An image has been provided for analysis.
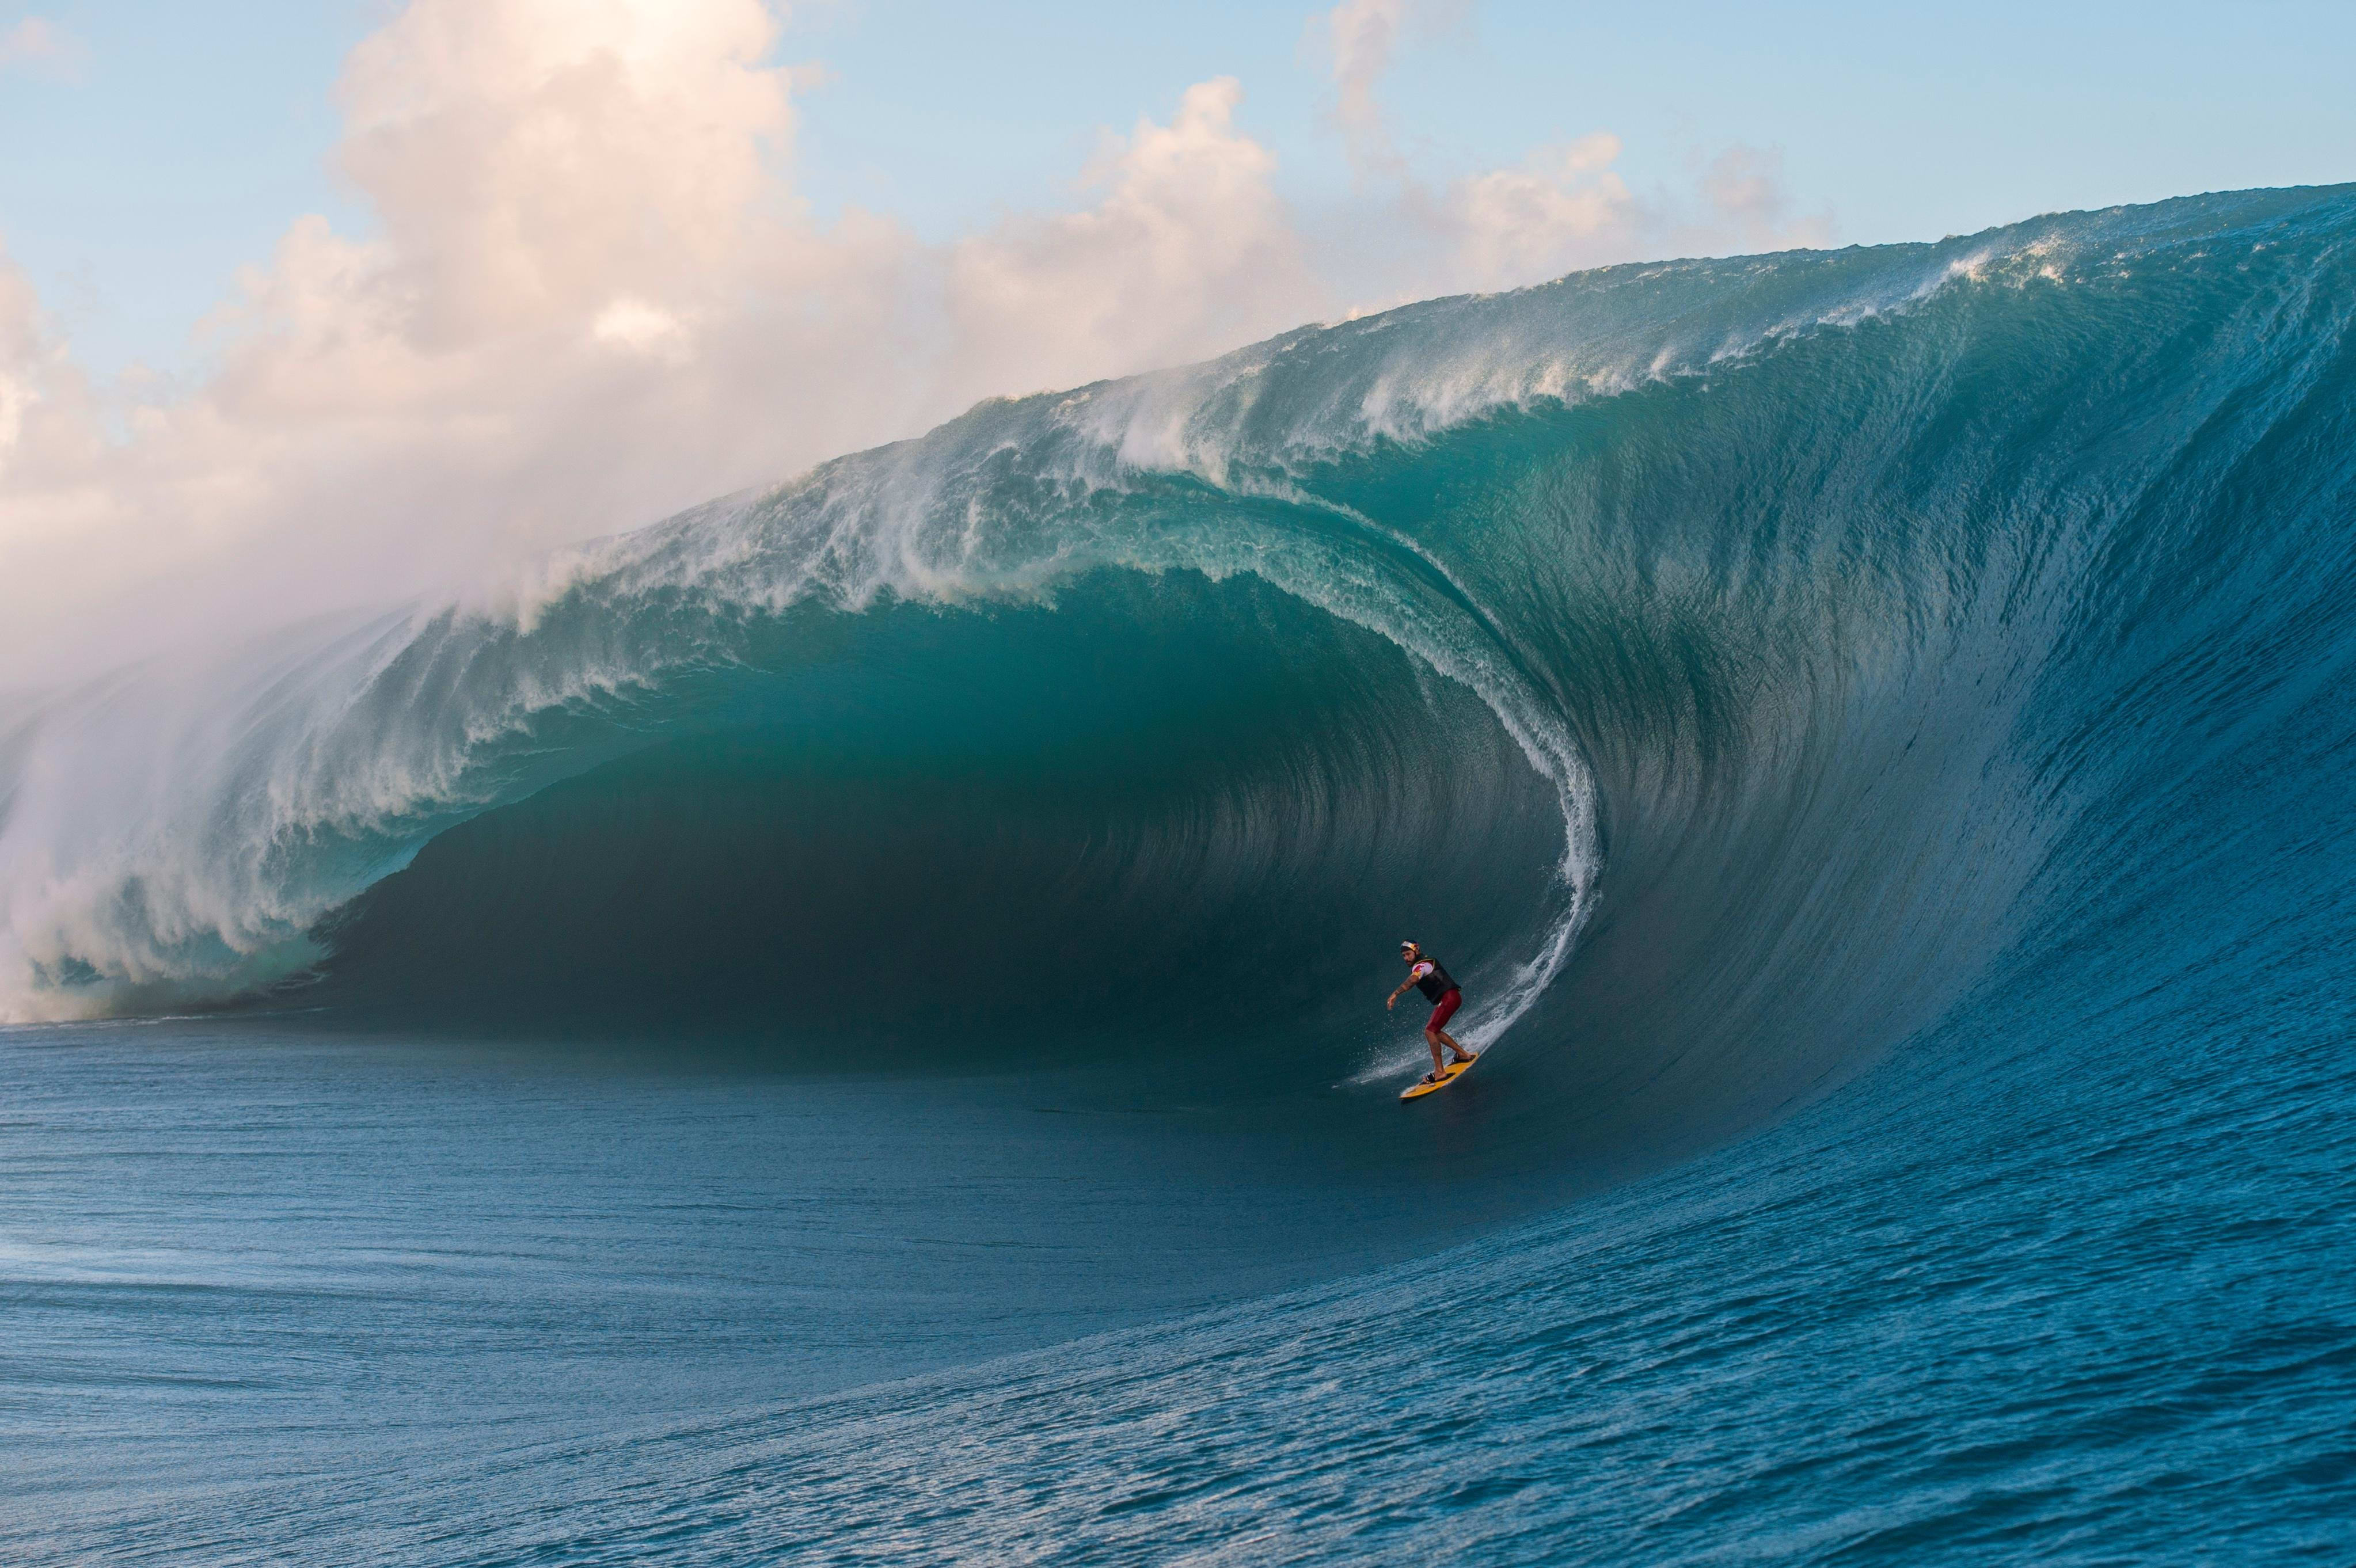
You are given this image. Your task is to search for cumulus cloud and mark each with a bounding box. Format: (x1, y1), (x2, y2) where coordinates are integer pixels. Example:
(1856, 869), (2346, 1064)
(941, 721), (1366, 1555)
(946, 78), (1324, 397)
(0, 0), (1834, 684)
(332, 0), (796, 343)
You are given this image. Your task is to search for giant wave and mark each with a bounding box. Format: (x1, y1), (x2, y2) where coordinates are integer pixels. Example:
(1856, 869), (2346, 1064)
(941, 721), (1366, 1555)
(5, 183), (2354, 1169)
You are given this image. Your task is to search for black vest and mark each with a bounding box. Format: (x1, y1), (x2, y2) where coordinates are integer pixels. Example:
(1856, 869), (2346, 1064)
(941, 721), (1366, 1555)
(1412, 958), (1459, 1002)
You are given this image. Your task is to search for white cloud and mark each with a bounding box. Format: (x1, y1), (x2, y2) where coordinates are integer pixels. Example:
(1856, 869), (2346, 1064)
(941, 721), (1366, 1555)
(332, 0), (796, 340)
(945, 78), (1325, 397)
(1447, 133), (1639, 290)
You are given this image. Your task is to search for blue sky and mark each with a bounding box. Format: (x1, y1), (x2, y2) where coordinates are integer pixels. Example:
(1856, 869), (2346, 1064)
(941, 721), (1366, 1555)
(4, 0), (2352, 379)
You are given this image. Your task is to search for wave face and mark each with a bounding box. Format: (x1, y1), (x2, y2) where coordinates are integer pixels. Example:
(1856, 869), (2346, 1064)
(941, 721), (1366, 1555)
(6, 185), (2356, 1159)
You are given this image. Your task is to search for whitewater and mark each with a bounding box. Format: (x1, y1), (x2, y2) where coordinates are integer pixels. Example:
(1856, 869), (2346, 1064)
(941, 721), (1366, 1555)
(4, 184), (2355, 1562)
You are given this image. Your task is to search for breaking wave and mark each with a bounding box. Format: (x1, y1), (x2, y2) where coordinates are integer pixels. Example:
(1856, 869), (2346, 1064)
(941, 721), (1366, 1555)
(6, 183), (2354, 1160)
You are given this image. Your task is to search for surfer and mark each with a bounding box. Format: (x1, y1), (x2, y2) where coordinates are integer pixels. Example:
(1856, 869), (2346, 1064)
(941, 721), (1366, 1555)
(1388, 941), (1476, 1086)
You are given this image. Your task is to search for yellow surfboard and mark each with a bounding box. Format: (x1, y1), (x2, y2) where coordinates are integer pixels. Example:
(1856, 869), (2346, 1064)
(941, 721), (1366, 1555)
(1400, 1052), (1480, 1100)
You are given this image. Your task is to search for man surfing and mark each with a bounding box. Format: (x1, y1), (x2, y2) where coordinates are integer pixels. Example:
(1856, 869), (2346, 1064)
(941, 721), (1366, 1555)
(1388, 940), (1476, 1087)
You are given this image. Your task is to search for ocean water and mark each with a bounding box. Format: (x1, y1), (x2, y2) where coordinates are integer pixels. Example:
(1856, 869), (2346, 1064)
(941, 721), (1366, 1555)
(5, 184), (2356, 1562)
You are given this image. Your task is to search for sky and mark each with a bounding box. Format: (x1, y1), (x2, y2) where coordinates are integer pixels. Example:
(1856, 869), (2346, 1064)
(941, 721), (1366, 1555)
(1, 0), (2351, 679)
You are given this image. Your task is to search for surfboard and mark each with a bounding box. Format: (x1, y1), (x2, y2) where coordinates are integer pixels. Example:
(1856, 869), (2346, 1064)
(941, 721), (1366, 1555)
(1400, 1052), (1479, 1100)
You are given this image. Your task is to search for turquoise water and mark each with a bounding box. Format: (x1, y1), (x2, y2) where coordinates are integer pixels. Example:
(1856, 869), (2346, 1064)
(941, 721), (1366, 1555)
(5, 185), (2356, 1560)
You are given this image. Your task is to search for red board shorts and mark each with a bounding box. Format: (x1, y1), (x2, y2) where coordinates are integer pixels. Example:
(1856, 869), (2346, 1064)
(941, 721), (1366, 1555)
(1426, 988), (1464, 1032)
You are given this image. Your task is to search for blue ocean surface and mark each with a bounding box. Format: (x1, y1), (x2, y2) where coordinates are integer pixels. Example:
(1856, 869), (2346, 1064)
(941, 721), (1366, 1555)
(4, 184), (2356, 1562)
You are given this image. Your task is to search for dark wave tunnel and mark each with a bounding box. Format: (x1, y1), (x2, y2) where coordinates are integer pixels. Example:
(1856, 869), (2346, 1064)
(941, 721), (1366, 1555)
(309, 569), (1571, 1090)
